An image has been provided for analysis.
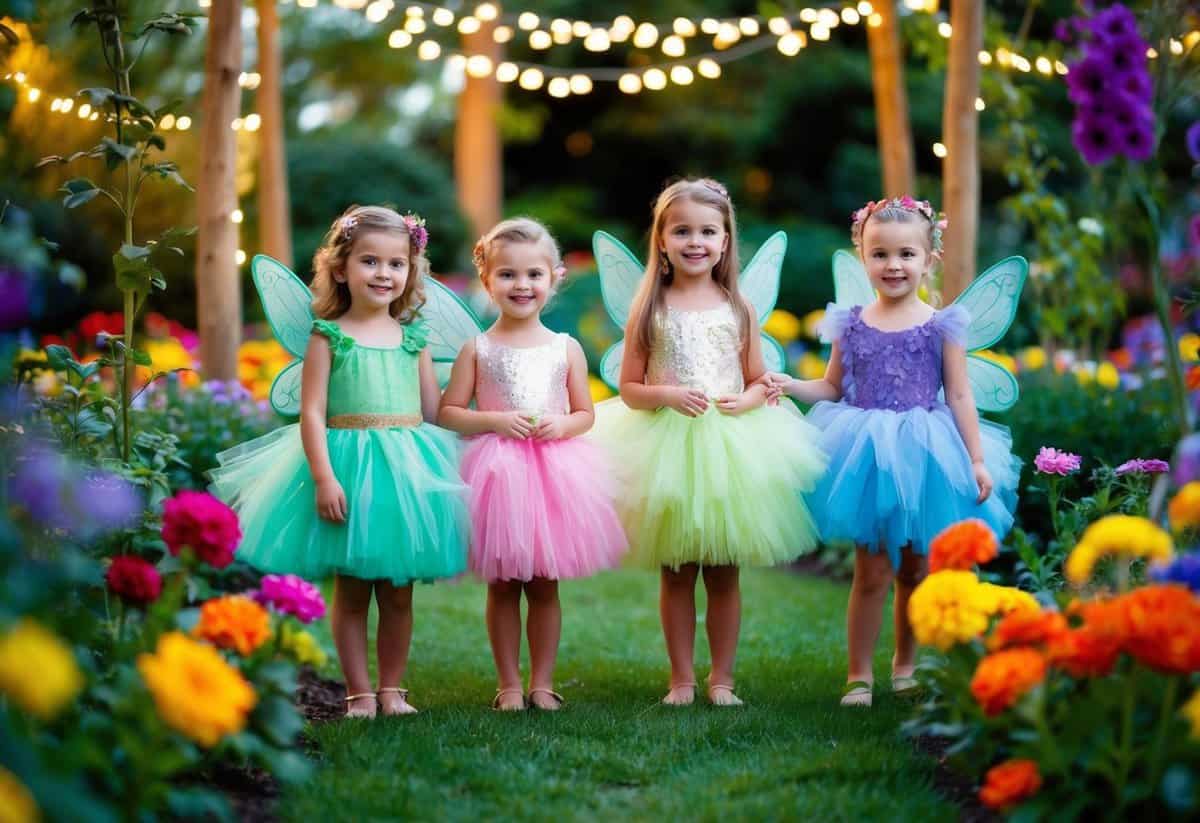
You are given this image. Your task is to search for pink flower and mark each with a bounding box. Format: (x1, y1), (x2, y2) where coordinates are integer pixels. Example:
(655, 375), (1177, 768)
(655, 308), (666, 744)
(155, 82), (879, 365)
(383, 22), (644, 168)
(256, 574), (326, 624)
(1034, 447), (1082, 476)
(1115, 458), (1170, 476)
(105, 555), (163, 604)
(161, 490), (242, 569)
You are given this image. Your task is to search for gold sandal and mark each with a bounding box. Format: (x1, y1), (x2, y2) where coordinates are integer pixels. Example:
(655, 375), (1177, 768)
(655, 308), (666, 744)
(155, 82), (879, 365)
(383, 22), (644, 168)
(840, 680), (873, 708)
(343, 691), (377, 719)
(527, 688), (565, 711)
(491, 687), (527, 712)
(707, 682), (744, 707)
(662, 681), (697, 706)
(377, 687), (418, 716)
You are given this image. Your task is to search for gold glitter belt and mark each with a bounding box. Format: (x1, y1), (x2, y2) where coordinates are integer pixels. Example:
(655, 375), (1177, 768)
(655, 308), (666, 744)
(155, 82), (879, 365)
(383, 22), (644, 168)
(326, 413), (422, 429)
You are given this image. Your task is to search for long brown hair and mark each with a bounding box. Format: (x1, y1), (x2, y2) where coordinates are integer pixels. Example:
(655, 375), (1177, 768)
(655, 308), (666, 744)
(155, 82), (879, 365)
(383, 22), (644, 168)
(310, 204), (428, 323)
(629, 178), (751, 354)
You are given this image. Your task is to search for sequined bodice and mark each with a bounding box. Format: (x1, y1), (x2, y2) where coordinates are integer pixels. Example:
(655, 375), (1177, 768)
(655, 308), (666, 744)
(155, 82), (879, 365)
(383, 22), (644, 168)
(646, 303), (744, 397)
(475, 333), (570, 415)
(838, 306), (956, 411)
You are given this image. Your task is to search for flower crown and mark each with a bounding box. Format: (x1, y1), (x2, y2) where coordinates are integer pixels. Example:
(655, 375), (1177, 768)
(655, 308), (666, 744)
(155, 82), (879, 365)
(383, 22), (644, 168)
(850, 196), (948, 255)
(471, 240), (568, 280)
(338, 212), (429, 253)
(699, 179), (728, 199)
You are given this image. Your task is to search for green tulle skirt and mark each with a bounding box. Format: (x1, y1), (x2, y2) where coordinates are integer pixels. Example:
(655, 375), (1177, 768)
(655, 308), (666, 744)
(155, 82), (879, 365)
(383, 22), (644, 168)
(592, 400), (827, 570)
(210, 423), (469, 585)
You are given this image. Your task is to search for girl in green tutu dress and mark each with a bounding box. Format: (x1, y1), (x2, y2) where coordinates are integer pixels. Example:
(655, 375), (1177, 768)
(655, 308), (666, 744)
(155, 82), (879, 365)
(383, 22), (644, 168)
(593, 179), (827, 707)
(211, 206), (469, 718)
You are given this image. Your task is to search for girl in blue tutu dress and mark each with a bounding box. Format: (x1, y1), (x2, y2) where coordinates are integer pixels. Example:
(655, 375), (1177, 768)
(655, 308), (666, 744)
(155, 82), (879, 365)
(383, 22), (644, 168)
(211, 206), (469, 718)
(768, 198), (1019, 708)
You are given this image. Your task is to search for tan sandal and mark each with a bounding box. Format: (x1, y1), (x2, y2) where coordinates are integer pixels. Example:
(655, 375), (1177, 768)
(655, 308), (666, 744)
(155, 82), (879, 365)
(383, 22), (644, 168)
(528, 688), (565, 711)
(840, 680), (873, 708)
(343, 691), (377, 719)
(491, 687), (526, 712)
(662, 681), (697, 706)
(891, 675), (921, 697)
(707, 682), (744, 707)
(377, 687), (418, 716)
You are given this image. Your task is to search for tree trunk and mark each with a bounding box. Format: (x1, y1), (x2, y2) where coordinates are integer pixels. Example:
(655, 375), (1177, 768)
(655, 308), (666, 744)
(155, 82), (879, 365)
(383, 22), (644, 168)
(256, 0), (292, 266)
(195, 0), (242, 380)
(454, 23), (502, 240)
(866, 0), (915, 198)
(941, 0), (983, 302)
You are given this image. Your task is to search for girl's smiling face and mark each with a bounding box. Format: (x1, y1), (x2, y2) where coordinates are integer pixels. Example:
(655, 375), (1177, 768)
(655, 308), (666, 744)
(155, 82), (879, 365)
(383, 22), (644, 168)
(337, 230), (411, 311)
(860, 218), (933, 302)
(484, 240), (556, 320)
(660, 198), (728, 280)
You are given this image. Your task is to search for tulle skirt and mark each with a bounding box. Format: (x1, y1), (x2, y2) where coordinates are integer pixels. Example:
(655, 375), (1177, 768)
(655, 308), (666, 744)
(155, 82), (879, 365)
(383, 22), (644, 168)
(210, 423), (469, 585)
(806, 400), (1021, 567)
(592, 400), (827, 570)
(461, 433), (627, 582)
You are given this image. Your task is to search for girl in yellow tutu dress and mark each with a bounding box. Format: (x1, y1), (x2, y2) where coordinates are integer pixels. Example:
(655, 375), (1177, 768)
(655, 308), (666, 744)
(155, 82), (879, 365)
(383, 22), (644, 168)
(592, 178), (827, 706)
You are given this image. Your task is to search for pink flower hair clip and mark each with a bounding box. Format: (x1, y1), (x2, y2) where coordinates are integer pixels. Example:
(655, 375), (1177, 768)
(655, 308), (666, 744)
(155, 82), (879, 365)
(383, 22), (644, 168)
(850, 196), (947, 255)
(471, 242), (486, 273)
(339, 215), (358, 242)
(403, 213), (429, 253)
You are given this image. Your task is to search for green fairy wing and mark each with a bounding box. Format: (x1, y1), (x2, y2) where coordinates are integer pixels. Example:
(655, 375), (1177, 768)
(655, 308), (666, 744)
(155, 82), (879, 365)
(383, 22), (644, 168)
(250, 254), (315, 417)
(831, 249), (875, 310)
(593, 230), (645, 390)
(422, 276), (484, 387)
(954, 256), (1028, 412)
(740, 231), (788, 373)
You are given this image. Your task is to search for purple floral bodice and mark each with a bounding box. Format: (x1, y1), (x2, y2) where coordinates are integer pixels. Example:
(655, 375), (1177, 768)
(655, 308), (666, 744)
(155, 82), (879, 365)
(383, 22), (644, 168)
(818, 303), (969, 412)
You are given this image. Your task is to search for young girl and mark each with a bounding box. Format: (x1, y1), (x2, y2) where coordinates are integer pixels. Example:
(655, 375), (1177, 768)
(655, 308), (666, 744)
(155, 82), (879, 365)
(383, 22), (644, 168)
(211, 205), (469, 719)
(594, 179), (827, 707)
(438, 218), (626, 711)
(767, 197), (1020, 707)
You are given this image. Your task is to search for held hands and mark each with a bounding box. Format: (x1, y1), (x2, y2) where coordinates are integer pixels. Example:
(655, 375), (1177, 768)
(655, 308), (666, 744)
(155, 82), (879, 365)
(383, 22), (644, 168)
(316, 477), (348, 523)
(763, 372), (794, 403)
(533, 414), (569, 440)
(666, 386), (709, 417)
(492, 410), (536, 439)
(715, 387), (765, 416)
(973, 460), (994, 504)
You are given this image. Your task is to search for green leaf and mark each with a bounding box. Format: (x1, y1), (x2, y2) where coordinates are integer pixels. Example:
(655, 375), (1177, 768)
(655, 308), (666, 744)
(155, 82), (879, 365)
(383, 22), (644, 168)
(119, 243), (150, 260)
(112, 252), (160, 299)
(79, 87), (115, 108)
(256, 660), (299, 695)
(252, 695), (305, 747)
(44, 344), (76, 372)
(63, 189), (101, 209)
(166, 788), (232, 822)
(101, 137), (137, 170)
(61, 177), (98, 194)
(129, 347), (152, 367)
(258, 747), (313, 784)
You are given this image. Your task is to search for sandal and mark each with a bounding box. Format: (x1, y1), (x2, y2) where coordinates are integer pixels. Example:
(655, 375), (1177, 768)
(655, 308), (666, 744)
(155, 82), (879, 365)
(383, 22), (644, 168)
(527, 688), (565, 711)
(891, 675), (921, 697)
(840, 680), (873, 708)
(377, 686), (418, 716)
(491, 687), (526, 712)
(662, 681), (697, 706)
(707, 681), (744, 707)
(343, 691), (378, 719)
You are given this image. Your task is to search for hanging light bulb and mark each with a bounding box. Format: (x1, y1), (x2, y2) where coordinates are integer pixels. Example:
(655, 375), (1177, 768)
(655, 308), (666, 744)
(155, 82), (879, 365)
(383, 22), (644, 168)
(633, 22), (659, 48)
(643, 68), (667, 90)
(697, 58), (721, 78)
(518, 68), (545, 90)
(495, 62), (520, 83)
(662, 35), (686, 57)
(670, 65), (694, 85)
(618, 72), (642, 93)
(569, 74), (593, 95)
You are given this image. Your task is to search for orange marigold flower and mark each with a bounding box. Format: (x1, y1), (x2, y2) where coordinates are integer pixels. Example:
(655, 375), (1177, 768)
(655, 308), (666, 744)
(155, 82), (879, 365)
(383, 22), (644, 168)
(1046, 625), (1121, 678)
(1114, 584), (1200, 675)
(979, 759), (1042, 811)
(1169, 483), (1200, 532)
(193, 594), (272, 656)
(970, 648), (1048, 716)
(929, 519), (999, 573)
(988, 609), (1068, 651)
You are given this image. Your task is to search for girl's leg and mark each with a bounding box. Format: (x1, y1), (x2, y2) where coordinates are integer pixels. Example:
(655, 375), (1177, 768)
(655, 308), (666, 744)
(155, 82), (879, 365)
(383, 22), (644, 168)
(844, 546), (895, 705)
(660, 563), (701, 705)
(891, 546), (928, 681)
(486, 579), (525, 710)
(701, 564), (742, 706)
(375, 580), (417, 714)
(524, 577), (562, 710)
(331, 574), (376, 717)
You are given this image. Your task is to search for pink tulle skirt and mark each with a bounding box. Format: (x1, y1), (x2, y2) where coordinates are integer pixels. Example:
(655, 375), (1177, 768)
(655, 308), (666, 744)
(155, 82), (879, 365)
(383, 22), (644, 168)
(461, 433), (628, 582)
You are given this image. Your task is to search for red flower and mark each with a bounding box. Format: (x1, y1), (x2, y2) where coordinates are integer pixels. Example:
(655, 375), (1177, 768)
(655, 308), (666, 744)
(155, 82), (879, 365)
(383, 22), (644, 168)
(1046, 626), (1121, 677)
(988, 609), (1068, 652)
(105, 555), (163, 604)
(161, 490), (242, 569)
(979, 759), (1042, 811)
(1114, 585), (1200, 674)
(929, 519), (999, 572)
(78, 311), (124, 343)
(970, 648), (1048, 716)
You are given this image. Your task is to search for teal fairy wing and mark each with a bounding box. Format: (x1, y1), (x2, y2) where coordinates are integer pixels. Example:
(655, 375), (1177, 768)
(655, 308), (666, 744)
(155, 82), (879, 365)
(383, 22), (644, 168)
(599, 340), (624, 391)
(740, 231), (789, 374)
(268, 360), (303, 419)
(831, 249), (875, 310)
(251, 254), (314, 359)
(954, 256), (1027, 412)
(422, 276), (484, 387)
(593, 230), (645, 391)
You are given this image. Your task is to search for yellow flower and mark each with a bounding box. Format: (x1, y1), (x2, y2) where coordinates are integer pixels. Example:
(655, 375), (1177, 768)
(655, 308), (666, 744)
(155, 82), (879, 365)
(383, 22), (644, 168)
(802, 309), (826, 340)
(1168, 483), (1200, 532)
(1018, 346), (1047, 371)
(143, 338), (196, 373)
(763, 309), (802, 345)
(138, 632), (257, 747)
(799, 352), (827, 380)
(1073, 363), (1095, 386)
(908, 570), (993, 650)
(1095, 362), (1120, 391)
(977, 583), (1040, 616)
(238, 339), (291, 400)
(975, 350), (1018, 375)
(0, 619), (84, 720)
(280, 624), (328, 668)
(30, 371), (62, 398)
(0, 767), (38, 823)
(1180, 333), (1200, 362)
(588, 375), (613, 402)
(1183, 689), (1200, 740)
(1065, 515), (1173, 585)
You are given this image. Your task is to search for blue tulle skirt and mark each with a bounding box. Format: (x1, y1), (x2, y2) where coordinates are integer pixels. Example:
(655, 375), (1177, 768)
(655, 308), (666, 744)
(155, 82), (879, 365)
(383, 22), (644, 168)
(806, 401), (1020, 567)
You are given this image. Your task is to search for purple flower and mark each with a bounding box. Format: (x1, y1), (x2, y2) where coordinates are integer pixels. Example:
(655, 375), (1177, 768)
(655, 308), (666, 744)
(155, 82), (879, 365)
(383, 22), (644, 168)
(1150, 552), (1200, 592)
(9, 446), (142, 539)
(1065, 56), (1111, 104)
(1188, 122), (1200, 163)
(1099, 34), (1149, 77)
(1089, 4), (1141, 42)
(0, 268), (31, 331)
(1072, 112), (1120, 166)
(1190, 215), (1200, 251)
(256, 574), (326, 623)
(1114, 458), (1170, 475)
(1118, 120), (1156, 162)
(1054, 19), (1076, 44)
(1117, 70), (1153, 101)
(1034, 446), (1082, 476)
(1172, 433), (1200, 486)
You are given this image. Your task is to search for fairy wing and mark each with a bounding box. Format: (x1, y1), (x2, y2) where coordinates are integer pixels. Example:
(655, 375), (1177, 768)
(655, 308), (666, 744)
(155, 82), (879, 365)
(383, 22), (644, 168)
(954, 256), (1027, 412)
(593, 230), (645, 390)
(250, 254), (314, 359)
(268, 360), (303, 418)
(422, 276), (484, 387)
(831, 249), (875, 310)
(739, 231), (790, 374)
(965, 355), (1020, 412)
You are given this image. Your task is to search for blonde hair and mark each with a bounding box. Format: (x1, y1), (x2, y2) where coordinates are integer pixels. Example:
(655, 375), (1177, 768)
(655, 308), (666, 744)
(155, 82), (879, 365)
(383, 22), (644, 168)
(629, 178), (751, 355)
(310, 204), (428, 322)
(472, 217), (564, 286)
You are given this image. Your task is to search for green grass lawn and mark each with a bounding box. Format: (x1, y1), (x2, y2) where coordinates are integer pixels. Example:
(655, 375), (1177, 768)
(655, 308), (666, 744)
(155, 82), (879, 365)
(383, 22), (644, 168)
(287, 569), (958, 822)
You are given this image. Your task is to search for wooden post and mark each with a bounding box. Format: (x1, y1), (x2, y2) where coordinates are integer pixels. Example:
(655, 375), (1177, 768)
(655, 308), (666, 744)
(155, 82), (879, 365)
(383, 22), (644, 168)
(195, 0), (242, 380)
(866, 0), (915, 198)
(256, 0), (292, 265)
(454, 23), (502, 239)
(941, 0), (983, 302)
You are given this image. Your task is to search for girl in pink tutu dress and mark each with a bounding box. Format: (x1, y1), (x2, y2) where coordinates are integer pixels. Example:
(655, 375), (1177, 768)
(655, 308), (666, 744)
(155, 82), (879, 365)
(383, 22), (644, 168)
(438, 217), (627, 711)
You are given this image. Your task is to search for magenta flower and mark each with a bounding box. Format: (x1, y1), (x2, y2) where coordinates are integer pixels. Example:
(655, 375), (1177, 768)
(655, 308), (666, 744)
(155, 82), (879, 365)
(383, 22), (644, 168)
(1089, 4), (1140, 42)
(1072, 113), (1120, 166)
(1065, 56), (1110, 105)
(256, 574), (326, 623)
(1034, 447), (1082, 476)
(1114, 458), (1170, 476)
(161, 490), (242, 569)
(1190, 215), (1200, 251)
